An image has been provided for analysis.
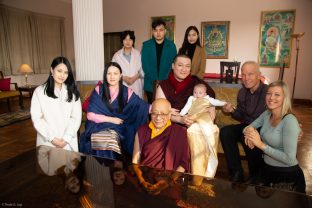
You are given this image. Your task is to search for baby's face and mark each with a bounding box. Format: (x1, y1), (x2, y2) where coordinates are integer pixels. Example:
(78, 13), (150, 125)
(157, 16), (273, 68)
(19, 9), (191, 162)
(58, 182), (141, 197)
(193, 86), (207, 98)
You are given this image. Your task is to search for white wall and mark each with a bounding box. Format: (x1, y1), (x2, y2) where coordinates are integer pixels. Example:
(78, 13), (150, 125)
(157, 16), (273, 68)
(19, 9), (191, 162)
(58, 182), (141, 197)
(103, 0), (312, 100)
(1, 0), (311, 99)
(1, 0), (74, 86)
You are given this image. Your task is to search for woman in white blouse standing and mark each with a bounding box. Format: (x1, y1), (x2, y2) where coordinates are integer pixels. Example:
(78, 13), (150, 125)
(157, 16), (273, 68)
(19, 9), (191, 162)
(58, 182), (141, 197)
(31, 56), (82, 152)
(112, 30), (144, 98)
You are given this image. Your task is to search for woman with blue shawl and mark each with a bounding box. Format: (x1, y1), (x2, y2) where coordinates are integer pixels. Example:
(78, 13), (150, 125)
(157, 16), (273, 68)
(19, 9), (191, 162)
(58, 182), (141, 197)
(80, 62), (150, 160)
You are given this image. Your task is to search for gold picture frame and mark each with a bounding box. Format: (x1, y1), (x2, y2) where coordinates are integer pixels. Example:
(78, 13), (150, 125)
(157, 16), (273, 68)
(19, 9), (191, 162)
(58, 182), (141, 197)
(201, 21), (230, 59)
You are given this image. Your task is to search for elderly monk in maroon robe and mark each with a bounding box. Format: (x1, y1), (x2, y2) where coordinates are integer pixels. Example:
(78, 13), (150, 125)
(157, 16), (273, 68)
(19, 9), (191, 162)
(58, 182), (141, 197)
(132, 98), (190, 194)
(155, 54), (218, 186)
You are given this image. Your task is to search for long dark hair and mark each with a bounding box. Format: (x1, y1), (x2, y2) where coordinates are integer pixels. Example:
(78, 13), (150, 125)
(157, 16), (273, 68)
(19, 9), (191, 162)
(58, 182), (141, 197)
(102, 62), (124, 113)
(179, 26), (201, 54)
(44, 56), (80, 102)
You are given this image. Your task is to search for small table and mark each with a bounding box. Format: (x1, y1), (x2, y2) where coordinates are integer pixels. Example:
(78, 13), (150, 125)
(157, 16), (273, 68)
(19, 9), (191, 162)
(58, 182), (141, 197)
(18, 85), (37, 97)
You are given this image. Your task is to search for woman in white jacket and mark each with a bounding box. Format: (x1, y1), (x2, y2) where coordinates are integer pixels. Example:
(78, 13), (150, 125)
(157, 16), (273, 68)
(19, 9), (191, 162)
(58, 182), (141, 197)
(112, 30), (144, 98)
(31, 56), (82, 152)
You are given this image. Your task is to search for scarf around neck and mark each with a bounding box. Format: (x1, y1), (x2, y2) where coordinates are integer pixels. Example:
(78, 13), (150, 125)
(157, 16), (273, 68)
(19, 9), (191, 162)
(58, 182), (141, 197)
(168, 70), (192, 94)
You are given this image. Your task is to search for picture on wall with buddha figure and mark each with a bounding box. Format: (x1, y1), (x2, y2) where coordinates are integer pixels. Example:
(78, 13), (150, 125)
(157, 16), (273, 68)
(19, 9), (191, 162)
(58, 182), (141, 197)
(201, 21), (230, 59)
(258, 10), (296, 68)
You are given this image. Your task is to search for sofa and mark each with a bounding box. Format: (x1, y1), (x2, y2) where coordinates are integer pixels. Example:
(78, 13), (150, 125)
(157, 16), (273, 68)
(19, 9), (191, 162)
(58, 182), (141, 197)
(0, 71), (23, 111)
(209, 82), (246, 157)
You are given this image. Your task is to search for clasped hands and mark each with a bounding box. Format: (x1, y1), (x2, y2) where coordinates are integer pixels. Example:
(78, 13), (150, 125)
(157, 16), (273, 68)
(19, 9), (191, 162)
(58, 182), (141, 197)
(51, 138), (68, 148)
(107, 116), (124, 125)
(123, 72), (140, 86)
(243, 126), (264, 150)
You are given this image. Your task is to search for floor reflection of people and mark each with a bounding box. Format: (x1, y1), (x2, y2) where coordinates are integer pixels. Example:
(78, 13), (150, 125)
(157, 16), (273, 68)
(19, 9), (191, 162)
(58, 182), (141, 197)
(255, 186), (274, 199)
(65, 173), (81, 194)
(111, 160), (126, 186)
(82, 156), (115, 207)
(36, 145), (82, 194)
(37, 145), (81, 177)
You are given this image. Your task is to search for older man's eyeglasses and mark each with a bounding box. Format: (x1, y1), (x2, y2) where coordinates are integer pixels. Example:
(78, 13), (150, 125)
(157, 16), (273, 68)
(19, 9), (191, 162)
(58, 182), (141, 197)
(151, 112), (169, 118)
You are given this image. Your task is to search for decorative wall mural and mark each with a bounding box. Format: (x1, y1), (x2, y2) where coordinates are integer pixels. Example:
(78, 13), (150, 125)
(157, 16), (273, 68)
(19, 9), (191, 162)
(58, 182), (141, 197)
(258, 10), (296, 67)
(201, 21), (230, 59)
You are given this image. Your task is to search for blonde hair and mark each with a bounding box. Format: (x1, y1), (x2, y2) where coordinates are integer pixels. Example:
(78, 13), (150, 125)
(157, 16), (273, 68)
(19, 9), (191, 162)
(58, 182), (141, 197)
(267, 80), (292, 117)
(194, 83), (207, 92)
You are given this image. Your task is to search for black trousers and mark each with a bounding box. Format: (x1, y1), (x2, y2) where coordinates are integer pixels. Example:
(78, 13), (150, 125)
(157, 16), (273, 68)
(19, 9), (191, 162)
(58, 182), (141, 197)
(220, 123), (263, 179)
(262, 163), (306, 193)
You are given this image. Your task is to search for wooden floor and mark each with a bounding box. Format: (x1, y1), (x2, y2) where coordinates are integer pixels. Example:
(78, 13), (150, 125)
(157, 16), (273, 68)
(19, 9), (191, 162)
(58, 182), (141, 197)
(0, 98), (312, 194)
(0, 98), (36, 163)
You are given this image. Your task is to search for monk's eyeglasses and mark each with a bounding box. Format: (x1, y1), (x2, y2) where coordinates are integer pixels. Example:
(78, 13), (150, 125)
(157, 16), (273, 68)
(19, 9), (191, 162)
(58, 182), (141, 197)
(151, 112), (169, 118)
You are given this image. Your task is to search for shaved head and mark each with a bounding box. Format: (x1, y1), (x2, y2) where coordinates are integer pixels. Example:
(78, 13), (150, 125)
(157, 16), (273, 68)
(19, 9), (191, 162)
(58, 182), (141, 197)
(241, 61), (262, 92)
(152, 98), (171, 111)
(241, 61), (261, 74)
(151, 99), (171, 130)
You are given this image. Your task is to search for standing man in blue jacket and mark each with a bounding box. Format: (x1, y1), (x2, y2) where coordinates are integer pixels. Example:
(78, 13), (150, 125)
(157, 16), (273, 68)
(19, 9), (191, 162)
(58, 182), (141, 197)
(141, 19), (177, 103)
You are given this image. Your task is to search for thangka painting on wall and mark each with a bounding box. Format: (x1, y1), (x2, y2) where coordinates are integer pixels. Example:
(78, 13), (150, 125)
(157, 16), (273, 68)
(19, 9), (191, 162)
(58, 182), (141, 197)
(151, 16), (175, 42)
(201, 21), (230, 59)
(258, 10), (296, 68)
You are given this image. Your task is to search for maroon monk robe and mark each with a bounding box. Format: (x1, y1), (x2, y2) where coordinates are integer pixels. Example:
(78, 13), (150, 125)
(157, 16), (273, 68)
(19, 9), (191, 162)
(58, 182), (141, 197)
(159, 75), (215, 110)
(138, 123), (190, 172)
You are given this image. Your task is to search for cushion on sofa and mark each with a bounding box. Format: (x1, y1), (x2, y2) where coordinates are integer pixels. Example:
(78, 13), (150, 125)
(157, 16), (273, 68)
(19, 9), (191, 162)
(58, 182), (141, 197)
(0, 78), (11, 91)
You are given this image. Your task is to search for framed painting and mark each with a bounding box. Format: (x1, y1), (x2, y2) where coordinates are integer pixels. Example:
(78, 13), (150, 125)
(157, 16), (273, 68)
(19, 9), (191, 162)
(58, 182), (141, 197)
(201, 21), (230, 59)
(258, 10), (296, 68)
(151, 15), (175, 42)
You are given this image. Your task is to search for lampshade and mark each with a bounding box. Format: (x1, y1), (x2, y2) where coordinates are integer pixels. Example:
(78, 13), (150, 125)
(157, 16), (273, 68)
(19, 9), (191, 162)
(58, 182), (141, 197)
(19, 64), (33, 73)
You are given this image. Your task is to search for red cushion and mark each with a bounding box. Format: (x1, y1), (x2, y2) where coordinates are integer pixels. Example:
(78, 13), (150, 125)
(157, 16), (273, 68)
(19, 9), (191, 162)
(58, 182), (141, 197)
(0, 78), (11, 91)
(82, 81), (102, 112)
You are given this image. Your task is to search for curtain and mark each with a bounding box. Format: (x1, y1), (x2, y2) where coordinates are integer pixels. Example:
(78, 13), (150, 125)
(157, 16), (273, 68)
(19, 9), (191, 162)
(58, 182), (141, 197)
(30, 14), (66, 74)
(0, 4), (66, 75)
(0, 5), (33, 75)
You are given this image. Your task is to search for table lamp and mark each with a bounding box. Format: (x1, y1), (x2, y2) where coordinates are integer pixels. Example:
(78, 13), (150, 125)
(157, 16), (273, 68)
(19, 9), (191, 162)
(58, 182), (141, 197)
(19, 64), (33, 87)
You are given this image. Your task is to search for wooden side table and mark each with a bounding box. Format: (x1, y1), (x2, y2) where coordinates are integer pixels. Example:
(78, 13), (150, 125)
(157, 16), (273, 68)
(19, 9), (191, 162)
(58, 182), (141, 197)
(18, 85), (38, 98)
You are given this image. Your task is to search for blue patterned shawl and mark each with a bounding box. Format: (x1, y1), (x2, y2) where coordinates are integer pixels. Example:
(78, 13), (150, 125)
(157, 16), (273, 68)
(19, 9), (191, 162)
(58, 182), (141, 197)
(80, 85), (149, 159)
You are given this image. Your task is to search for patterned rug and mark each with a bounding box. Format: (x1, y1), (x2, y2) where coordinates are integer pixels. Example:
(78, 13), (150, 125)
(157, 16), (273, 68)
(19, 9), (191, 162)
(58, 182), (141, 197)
(0, 110), (31, 127)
